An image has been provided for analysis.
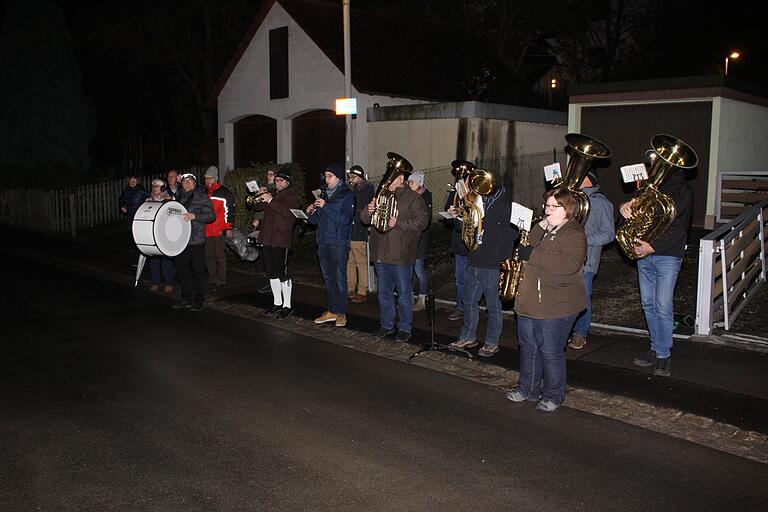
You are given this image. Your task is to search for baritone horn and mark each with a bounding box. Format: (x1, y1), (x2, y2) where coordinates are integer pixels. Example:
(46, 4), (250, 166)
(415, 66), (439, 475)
(461, 167), (498, 251)
(616, 134), (697, 259)
(370, 152), (413, 233)
(557, 133), (612, 223)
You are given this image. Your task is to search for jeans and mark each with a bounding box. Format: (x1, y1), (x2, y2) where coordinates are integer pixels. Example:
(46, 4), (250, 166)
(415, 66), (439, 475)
(413, 258), (428, 296)
(318, 243), (350, 314)
(150, 256), (175, 285)
(459, 266), (503, 347)
(374, 262), (413, 333)
(572, 271), (595, 336)
(455, 254), (469, 311)
(637, 255), (682, 359)
(516, 314), (577, 405)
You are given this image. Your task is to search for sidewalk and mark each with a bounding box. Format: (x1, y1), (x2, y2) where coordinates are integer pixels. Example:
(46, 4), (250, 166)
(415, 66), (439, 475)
(3, 224), (768, 459)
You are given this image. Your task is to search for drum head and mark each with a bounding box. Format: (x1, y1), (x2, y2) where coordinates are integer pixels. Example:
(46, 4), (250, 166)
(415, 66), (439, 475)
(132, 201), (190, 257)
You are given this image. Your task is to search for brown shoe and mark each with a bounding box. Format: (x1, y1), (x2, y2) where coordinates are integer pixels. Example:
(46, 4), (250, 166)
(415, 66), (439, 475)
(335, 314), (347, 327)
(568, 334), (587, 350)
(351, 294), (367, 303)
(163, 285), (173, 294)
(314, 311), (337, 324)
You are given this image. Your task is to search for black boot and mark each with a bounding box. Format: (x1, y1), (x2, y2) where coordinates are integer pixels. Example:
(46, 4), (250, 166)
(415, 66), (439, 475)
(632, 350), (657, 368)
(264, 304), (282, 317)
(654, 357), (672, 377)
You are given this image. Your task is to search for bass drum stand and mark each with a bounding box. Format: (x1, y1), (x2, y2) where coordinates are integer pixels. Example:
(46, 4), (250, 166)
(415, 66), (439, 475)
(409, 294), (473, 363)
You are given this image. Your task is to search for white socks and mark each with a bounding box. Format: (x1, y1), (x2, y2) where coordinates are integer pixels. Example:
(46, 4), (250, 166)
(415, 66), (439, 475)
(281, 279), (293, 308)
(270, 278), (282, 306)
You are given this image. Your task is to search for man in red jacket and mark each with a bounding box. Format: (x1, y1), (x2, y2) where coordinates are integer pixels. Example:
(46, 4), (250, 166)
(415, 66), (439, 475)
(203, 166), (235, 291)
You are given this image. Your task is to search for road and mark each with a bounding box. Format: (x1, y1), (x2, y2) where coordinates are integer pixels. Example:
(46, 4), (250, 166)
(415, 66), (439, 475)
(1, 255), (766, 511)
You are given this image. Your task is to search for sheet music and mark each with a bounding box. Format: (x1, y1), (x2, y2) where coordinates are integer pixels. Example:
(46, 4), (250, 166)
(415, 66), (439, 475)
(311, 189), (322, 199)
(438, 211), (453, 219)
(290, 209), (309, 220)
(246, 180), (259, 193)
(544, 163), (562, 182)
(510, 202), (534, 231)
(620, 163), (649, 183)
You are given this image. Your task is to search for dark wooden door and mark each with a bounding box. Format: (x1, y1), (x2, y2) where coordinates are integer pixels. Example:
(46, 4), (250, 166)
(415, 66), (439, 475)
(234, 115), (277, 169)
(292, 110), (345, 191)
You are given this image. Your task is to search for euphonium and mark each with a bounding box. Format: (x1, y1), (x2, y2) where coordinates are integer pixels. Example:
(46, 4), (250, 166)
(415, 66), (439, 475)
(616, 134), (698, 259)
(370, 152), (413, 233)
(449, 160), (475, 216)
(556, 133), (612, 223)
(461, 167), (497, 251)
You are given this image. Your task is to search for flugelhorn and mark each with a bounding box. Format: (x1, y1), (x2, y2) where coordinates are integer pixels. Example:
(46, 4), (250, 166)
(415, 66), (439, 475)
(370, 152), (413, 233)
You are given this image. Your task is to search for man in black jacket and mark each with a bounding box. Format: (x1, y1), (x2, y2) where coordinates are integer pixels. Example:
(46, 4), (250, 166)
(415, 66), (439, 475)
(173, 173), (215, 311)
(621, 171), (693, 377)
(346, 165), (374, 303)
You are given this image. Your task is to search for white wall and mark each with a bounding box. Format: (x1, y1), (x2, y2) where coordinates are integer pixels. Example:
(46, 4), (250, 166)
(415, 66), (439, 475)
(368, 118), (460, 175)
(512, 122), (568, 155)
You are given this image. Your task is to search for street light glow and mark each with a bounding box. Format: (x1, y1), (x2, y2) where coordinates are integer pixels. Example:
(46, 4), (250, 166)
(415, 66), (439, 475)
(730, 52), (740, 59)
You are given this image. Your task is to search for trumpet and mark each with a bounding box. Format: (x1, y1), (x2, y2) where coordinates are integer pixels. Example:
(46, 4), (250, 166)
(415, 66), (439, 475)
(245, 189), (274, 207)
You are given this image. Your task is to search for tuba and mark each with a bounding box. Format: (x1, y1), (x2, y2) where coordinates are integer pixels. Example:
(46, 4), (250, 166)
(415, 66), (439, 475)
(370, 152), (413, 233)
(616, 134), (697, 259)
(461, 167), (498, 251)
(556, 133), (612, 223)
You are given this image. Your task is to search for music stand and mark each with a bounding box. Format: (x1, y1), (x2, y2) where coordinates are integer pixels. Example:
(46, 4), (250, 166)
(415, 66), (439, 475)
(409, 294), (473, 363)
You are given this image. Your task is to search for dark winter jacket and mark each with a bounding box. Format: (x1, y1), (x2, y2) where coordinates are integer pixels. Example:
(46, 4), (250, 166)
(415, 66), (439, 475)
(582, 186), (615, 274)
(649, 172), (693, 258)
(443, 192), (469, 257)
(351, 181), (375, 242)
(415, 189), (433, 260)
(307, 181), (355, 245)
(205, 182), (235, 238)
(361, 186), (429, 266)
(515, 218), (587, 320)
(253, 186), (301, 248)
(179, 188), (215, 246)
(119, 185), (150, 219)
(466, 190), (519, 269)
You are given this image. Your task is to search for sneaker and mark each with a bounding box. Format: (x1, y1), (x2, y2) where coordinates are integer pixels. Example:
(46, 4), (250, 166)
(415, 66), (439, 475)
(190, 304), (204, 312)
(505, 389), (527, 403)
(163, 285), (173, 294)
(149, 284), (160, 292)
(314, 311), (337, 324)
(350, 294), (367, 303)
(394, 331), (411, 342)
(257, 283), (271, 294)
(372, 327), (394, 339)
(449, 339), (478, 350)
(264, 305), (282, 317)
(447, 308), (463, 321)
(632, 350), (658, 368)
(568, 334), (587, 350)
(412, 297), (426, 312)
(335, 313), (347, 327)
(171, 301), (192, 310)
(653, 357), (672, 377)
(477, 344), (499, 357)
(275, 307), (293, 320)
(535, 400), (559, 413)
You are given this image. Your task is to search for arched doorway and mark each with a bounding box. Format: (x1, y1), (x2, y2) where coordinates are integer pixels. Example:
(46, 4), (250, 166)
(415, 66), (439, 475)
(234, 115), (277, 168)
(292, 109), (345, 191)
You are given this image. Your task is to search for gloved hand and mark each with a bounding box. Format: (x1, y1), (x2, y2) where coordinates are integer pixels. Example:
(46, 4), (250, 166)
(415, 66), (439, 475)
(517, 245), (533, 261)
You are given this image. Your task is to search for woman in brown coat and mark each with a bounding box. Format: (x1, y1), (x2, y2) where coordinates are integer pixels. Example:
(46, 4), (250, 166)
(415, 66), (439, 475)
(507, 188), (587, 412)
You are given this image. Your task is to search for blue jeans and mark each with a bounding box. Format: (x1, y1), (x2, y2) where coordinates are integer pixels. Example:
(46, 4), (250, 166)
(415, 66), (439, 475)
(374, 262), (413, 333)
(572, 271), (595, 336)
(413, 259), (428, 296)
(459, 266), (503, 347)
(455, 254), (469, 311)
(637, 255), (682, 359)
(318, 243), (350, 314)
(150, 255), (175, 285)
(516, 314), (577, 405)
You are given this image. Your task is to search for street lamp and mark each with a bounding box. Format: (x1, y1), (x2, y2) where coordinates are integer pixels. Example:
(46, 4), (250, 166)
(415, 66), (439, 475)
(725, 51), (740, 76)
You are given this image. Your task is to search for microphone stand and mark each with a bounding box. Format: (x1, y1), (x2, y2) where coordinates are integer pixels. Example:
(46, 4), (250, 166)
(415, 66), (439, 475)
(409, 293), (472, 363)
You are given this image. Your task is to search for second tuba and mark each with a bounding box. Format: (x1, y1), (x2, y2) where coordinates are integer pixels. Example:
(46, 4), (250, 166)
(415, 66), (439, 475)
(370, 152), (413, 233)
(616, 134), (697, 259)
(556, 133), (612, 223)
(461, 167), (498, 251)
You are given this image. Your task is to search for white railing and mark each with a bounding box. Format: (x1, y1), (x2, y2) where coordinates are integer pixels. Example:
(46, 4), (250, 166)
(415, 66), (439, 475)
(696, 198), (768, 335)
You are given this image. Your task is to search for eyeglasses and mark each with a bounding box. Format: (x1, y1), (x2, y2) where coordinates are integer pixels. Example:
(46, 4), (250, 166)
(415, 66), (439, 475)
(274, 177), (286, 183)
(543, 203), (564, 210)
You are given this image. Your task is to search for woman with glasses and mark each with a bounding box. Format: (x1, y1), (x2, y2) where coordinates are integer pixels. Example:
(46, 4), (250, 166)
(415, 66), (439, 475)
(506, 188), (587, 412)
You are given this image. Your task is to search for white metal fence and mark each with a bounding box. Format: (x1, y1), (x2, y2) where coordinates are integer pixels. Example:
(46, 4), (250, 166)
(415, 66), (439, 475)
(696, 198), (768, 335)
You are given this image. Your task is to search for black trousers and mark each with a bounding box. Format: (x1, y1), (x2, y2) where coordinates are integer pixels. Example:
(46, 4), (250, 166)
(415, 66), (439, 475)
(263, 246), (288, 281)
(175, 244), (206, 306)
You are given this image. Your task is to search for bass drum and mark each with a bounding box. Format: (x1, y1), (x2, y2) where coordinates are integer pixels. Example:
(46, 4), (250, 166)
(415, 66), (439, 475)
(132, 201), (191, 257)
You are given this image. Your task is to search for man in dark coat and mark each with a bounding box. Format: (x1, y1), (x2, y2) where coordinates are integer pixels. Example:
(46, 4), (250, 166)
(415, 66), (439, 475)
(346, 165), (375, 303)
(172, 173), (215, 311)
(253, 168), (302, 319)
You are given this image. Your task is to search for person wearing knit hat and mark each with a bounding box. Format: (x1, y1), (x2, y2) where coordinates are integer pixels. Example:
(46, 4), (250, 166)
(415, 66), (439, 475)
(204, 165), (235, 292)
(306, 163), (356, 327)
(346, 165), (375, 302)
(407, 171), (432, 312)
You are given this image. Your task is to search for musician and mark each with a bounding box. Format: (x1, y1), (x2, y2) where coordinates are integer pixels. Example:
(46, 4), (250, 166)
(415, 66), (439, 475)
(448, 179), (518, 357)
(254, 167), (278, 294)
(622, 169), (692, 377)
(346, 165), (375, 303)
(361, 170), (429, 342)
(252, 168), (301, 319)
(148, 179), (175, 294)
(172, 173), (215, 311)
(442, 190), (470, 321)
(203, 166), (235, 292)
(306, 163), (355, 327)
(164, 169), (182, 201)
(407, 171), (432, 312)
(506, 188), (587, 412)
(568, 170), (615, 350)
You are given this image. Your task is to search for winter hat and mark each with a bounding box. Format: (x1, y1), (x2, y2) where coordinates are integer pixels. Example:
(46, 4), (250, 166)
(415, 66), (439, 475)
(348, 165), (365, 179)
(275, 168), (292, 182)
(585, 170), (599, 186)
(408, 171), (425, 187)
(324, 162), (346, 182)
(179, 173), (197, 182)
(204, 166), (218, 179)
(151, 179), (165, 187)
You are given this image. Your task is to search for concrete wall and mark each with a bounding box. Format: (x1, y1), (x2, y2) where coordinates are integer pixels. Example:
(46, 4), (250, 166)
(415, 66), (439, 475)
(368, 118), (460, 174)
(216, 3), (424, 177)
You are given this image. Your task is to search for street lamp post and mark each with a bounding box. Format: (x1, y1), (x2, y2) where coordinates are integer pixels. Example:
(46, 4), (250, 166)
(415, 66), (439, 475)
(725, 51), (740, 76)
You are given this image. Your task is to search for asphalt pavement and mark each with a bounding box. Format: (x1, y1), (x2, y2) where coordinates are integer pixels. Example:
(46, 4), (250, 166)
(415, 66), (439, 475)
(1, 252), (768, 510)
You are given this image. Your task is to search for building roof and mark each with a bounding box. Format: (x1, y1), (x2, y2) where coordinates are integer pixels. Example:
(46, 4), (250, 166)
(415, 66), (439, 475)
(205, 0), (543, 109)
